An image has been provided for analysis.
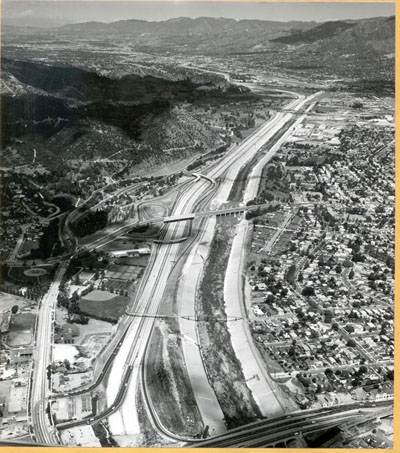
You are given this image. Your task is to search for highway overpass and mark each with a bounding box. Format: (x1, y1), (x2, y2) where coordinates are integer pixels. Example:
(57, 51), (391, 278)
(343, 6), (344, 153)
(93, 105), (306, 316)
(163, 203), (268, 223)
(187, 401), (392, 448)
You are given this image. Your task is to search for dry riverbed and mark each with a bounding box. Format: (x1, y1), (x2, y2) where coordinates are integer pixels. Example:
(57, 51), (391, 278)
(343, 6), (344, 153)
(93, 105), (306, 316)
(197, 217), (262, 429)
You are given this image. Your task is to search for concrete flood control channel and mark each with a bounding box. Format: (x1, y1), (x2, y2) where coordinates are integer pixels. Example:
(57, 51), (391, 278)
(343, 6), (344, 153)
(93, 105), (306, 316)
(177, 215), (226, 436)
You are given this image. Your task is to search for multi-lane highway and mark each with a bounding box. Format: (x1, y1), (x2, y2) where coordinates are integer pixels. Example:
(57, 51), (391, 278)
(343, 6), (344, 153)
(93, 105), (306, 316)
(30, 262), (67, 445)
(32, 89), (321, 444)
(105, 90), (321, 441)
(188, 401), (393, 448)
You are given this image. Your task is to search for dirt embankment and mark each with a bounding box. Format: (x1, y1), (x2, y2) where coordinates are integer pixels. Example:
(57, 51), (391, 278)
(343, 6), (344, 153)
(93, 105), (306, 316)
(197, 218), (262, 429)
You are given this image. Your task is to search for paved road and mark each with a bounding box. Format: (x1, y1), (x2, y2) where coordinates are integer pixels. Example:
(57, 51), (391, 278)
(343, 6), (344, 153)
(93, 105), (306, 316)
(37, 90), (320, 444)
(190, 401), (392, 448)
(243, 96), (321, 204)
(30, 262), (68, 444)
(263, 210), (293, 253)
(106, 90), (322, 440)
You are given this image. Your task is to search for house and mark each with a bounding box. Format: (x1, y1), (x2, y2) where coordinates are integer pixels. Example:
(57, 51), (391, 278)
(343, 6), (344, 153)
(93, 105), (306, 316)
(10, 347), (33, 364)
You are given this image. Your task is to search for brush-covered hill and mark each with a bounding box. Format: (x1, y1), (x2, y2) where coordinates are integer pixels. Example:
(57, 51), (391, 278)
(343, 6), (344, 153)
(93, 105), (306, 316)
(1, 58), (248, 170)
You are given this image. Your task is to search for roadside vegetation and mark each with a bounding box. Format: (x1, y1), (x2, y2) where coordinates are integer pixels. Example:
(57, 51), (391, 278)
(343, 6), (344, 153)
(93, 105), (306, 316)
(70, 210), (108, 238)
(146, 322), (204, 437)
(228, 153), (260, 202)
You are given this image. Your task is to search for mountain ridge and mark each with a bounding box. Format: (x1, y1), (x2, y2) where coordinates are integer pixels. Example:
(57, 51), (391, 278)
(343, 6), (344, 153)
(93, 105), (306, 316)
(55, 16), (316, 36)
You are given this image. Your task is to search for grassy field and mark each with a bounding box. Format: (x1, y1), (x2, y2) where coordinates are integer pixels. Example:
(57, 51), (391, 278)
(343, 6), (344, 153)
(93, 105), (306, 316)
(79, 291), (129, 322)
(197, 218), (262, 429)
(19, 239), (39, 254)
(141, 203), (167, 219)
(7, 312), (36, 346)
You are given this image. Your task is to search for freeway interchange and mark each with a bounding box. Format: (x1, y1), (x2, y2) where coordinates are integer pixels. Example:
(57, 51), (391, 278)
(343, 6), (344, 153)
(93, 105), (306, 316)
(25, 88), (388, 447)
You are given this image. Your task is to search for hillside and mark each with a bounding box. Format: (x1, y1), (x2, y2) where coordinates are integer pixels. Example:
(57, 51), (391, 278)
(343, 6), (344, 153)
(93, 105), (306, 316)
(1, 58), (254, 171)
(271, 20), (356, 44)
(141, 107), (224, 151)
(271, 16), (394, 55)
(310, 16), (395, 54)
(272, 15), (394, 87)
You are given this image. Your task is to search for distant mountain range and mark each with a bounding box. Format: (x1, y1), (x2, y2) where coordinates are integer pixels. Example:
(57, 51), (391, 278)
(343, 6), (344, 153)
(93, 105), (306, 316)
(56, 16), (314, 36)
(4, 15), (393, 57)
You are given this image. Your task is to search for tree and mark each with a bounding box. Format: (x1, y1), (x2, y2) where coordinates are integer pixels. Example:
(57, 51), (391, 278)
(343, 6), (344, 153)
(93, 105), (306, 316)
(63, 359), (71, 371)
(359, 365), (368, 375)
(386, 369), (394, 381)
(352, 253), (365, 263)
(352, 101), (363, 109)
(323, 309), (333, 323)
(266, 294), (275, 303)
(302, 286), (315, 297)
(11, 305), (19, 315)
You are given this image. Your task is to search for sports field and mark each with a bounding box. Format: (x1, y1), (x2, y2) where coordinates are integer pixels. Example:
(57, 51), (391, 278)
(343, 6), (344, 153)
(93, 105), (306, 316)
(79, 290), (129, 322)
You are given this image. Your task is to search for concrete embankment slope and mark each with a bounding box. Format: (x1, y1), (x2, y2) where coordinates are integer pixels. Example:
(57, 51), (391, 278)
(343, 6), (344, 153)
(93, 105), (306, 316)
(177, 216), (226, 436)
(223, 220), (285, 417)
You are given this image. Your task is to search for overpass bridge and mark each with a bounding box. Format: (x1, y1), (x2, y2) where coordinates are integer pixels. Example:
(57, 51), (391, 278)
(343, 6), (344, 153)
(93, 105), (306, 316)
(125, 311), (243, 322)
(187, 400), (392, 448)
(163, 203), (268, 223)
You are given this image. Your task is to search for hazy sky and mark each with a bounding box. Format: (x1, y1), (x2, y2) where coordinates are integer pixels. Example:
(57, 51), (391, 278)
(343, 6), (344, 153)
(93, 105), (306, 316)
(2, 1), (395, 28)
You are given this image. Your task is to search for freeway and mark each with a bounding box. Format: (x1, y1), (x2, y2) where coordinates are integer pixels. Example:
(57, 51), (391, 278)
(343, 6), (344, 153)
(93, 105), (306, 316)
(56, 365), (134, 430)
(74, 90), (319, 254)
(32, 89), (319, 444)
(189, 400), (393, 448)
(106, 90), (321, 440)
(30, 262), (68, 445)
(163, 203), (268, 223)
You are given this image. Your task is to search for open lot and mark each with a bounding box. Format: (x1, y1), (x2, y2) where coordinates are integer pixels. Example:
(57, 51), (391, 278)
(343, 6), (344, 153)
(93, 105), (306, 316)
(0, 292), (31, 312)
(140, 202), (167, 219)
(6, 312), (36, 346)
